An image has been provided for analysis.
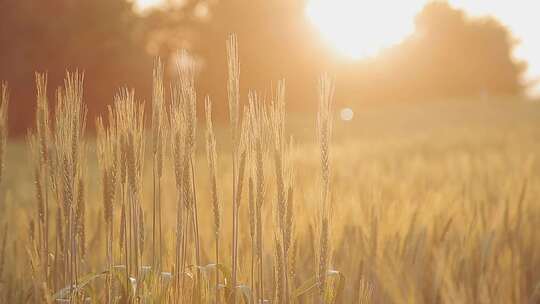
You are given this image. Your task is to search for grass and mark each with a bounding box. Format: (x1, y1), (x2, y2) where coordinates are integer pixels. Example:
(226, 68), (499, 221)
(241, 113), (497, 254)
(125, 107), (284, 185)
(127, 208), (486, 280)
(1, 37), (540, 303)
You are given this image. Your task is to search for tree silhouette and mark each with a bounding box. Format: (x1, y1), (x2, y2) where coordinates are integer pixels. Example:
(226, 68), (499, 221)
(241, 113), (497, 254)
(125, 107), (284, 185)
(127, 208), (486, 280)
(339, 2), (526, 103)
(193, 0), (331, 115)
(0, 0), (528, 135)
(0, 0), (152, 135)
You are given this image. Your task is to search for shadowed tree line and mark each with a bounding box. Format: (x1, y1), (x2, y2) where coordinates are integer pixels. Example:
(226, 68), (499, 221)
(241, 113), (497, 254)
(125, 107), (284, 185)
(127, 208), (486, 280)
(338, 2), (526, 104)
(0, 0), (526, 135)
(0, 0), (153, 135)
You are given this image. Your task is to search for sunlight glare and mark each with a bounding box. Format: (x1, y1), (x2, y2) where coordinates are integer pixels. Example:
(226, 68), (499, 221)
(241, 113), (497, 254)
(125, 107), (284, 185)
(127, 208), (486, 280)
(306, 0), (425, 59)
(136, 0), (163, 10)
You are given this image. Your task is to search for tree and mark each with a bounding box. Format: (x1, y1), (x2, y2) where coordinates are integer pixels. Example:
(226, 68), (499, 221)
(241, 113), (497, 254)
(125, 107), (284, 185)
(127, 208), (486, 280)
(0, 0), (528, 136)
(0, 0), (152, 135)
(339, 2), (526, 103)
(145, 0), (332, 117)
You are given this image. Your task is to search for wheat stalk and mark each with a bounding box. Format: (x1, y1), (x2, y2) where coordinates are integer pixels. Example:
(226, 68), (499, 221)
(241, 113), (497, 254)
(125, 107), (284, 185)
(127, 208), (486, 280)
(205, 96), (221, 302)
(268, 80), (299, 303)
(96, 116), (119, 304)
(0, 82), (8, 188)
(227, 33), (243, 303)
(51, 71), (87, 300)
(27, 74), (52, 290)
(274, 234), (284, 303)
(245, 91), (270, 303)
(170, 85), (187, 300)
(316, 74), (334, 303)
(152, 58), (166, 271)
(0, 85), (6, 297)
(0, 223), (7, 287)
(110, 88), (145, 298)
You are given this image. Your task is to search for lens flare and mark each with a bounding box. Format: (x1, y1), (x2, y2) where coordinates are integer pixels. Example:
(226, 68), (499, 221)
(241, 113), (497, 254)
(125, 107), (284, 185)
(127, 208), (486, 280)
(340, 108), (354, 121)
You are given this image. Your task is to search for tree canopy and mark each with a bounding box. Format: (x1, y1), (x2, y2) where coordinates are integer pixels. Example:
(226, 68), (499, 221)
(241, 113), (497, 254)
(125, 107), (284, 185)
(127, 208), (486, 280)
(0, 0), (527, 135)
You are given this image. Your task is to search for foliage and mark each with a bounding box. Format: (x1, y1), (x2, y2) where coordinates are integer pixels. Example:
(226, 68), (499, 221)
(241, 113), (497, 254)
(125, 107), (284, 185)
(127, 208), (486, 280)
(0, 0), (528, 136)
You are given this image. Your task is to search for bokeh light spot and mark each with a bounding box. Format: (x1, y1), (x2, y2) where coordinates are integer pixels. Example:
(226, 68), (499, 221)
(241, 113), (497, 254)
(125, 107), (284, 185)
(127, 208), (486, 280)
(340, 108), (354, 121)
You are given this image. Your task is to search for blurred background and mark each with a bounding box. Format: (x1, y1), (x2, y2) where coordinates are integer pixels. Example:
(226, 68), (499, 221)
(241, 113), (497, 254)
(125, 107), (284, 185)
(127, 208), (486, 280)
(0, 0), (537, 136)
(2, 3), (540, 301)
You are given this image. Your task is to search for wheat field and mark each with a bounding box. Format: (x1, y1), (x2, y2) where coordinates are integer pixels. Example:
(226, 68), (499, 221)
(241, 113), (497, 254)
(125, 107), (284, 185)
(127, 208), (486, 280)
(1, 37), (540, 303)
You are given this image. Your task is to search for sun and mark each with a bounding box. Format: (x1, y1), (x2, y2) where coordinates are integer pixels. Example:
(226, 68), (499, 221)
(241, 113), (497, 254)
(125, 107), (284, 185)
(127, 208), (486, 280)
(306, 0), (425, 59)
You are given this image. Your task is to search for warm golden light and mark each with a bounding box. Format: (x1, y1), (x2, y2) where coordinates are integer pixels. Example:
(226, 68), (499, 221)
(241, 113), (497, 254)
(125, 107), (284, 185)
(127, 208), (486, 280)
(306, 0), (425, 59)
(136, 0), (163, 10)
(306, 0), (540, 95)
